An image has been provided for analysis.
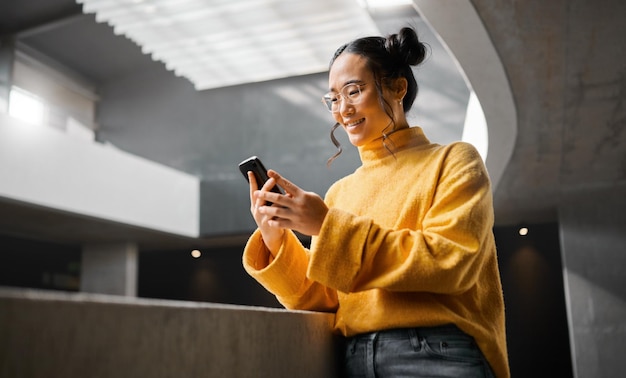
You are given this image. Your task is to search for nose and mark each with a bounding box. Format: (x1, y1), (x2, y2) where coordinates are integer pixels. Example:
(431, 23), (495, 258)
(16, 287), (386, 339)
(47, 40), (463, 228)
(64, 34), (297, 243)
(338, 98), (354, 116)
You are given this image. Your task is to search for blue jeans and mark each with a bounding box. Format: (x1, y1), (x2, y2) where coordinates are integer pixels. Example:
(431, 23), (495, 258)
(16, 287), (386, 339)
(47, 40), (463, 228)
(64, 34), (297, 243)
(342, 324), (495, 378)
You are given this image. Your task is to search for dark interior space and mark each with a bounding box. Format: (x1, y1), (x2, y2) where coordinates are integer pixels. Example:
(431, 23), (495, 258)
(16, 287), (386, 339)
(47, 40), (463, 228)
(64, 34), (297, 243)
(137, 245), (280, 308)
(494, 222), (573, 377)
(0, 234), (80, 292)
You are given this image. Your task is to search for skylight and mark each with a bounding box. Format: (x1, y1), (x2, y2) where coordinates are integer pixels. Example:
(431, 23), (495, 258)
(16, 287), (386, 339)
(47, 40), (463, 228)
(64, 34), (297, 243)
(76, 0), (381, 90)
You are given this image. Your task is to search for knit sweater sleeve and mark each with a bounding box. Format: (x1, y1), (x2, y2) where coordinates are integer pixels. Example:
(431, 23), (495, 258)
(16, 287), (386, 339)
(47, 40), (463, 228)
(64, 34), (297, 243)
(242, 229), (338, 311)
(307, 142), (494, 294)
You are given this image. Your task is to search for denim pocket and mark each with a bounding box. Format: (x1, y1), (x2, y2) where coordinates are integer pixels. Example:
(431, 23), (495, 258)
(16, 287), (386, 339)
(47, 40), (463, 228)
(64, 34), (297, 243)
(422, 332), (483, 362)
(420, 330), (495, 377)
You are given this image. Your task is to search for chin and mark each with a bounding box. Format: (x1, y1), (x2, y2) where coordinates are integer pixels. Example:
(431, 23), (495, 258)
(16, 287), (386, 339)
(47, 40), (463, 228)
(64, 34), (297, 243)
(348, 136), (365, 147)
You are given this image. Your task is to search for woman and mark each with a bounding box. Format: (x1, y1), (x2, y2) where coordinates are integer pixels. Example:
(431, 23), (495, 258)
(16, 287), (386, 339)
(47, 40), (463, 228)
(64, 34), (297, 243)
(243, 27), (509, 377)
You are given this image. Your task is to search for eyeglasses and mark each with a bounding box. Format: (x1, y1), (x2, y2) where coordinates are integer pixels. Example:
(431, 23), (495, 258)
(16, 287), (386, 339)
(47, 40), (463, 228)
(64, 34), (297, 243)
(321, 83), (366, 113)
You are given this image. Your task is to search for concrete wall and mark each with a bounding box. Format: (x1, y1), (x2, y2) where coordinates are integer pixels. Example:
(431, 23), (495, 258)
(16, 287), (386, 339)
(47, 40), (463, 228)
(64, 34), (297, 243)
(559, 184), (626, 378)
(0, 287), (340, 378)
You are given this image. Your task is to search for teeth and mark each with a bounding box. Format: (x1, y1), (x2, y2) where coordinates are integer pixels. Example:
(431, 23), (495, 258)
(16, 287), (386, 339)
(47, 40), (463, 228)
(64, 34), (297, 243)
(347, 118), (364, 127)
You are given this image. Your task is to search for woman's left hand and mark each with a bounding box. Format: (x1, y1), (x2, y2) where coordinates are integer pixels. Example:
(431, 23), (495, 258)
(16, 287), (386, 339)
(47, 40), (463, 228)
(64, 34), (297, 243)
(254, 170), (329, 236)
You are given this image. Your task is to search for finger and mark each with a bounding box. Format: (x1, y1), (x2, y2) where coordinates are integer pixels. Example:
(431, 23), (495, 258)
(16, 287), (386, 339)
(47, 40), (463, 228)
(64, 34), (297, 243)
(260, 176), (279, 193)
(248, 172), (259, 205)
(267, 170), (301, 196)
(259, 207), (290, 228)
(249, 172), (269, 214)
(253, 190), (270, 209)
(248, 171), (259, 191)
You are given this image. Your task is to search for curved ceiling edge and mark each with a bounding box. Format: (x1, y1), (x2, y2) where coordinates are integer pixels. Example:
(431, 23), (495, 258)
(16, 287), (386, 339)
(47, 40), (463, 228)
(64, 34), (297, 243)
(412, 0), (517, 192)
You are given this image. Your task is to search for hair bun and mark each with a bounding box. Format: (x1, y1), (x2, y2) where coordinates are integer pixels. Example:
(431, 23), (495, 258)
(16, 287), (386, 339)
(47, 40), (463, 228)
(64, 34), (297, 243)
(385, 27), (427, 67)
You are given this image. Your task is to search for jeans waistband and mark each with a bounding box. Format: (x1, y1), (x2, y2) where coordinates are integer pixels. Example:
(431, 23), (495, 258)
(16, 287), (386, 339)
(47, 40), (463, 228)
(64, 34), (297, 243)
(348, 324), (463, 341)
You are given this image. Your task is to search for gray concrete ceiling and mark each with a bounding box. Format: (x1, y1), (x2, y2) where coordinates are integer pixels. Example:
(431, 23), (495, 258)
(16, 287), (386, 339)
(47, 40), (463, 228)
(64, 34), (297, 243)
(1, 0), (624, 248)
(472, 0), (626, 224)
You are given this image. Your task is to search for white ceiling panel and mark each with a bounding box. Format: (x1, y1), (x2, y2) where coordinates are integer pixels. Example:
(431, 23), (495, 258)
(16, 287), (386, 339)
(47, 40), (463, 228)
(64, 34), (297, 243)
(77, 0), (381, 90)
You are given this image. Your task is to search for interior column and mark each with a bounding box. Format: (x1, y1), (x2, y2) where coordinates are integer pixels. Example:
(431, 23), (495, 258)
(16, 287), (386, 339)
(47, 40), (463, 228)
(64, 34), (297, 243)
(81, 243), (138, 296)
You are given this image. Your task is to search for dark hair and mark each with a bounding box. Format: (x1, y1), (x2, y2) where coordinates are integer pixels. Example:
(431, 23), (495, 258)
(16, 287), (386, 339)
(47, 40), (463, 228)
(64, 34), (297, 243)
(326, 27), (428, 166)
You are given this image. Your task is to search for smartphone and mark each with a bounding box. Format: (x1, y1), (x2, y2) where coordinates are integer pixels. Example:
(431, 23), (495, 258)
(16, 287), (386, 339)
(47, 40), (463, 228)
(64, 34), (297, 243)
(238, 156), (284, 196)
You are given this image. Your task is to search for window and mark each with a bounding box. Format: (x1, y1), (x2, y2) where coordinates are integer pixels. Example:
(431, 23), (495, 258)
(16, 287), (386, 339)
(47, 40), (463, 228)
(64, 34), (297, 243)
(8, 86), (46, 126)
(9, 46), (98, 140)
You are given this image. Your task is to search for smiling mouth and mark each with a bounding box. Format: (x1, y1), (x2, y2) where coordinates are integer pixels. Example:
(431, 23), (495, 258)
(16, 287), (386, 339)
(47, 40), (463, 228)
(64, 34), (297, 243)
(345, 118), (365, 128)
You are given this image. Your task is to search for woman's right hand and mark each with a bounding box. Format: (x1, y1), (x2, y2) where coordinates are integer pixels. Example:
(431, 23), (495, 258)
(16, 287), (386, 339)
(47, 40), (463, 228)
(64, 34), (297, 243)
(248, 171), (285, 255)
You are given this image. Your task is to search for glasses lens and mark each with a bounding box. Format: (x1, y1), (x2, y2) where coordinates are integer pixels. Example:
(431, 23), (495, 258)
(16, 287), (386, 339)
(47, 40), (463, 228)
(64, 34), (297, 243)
(322, 94), (338, 112)
(342, 84), (361, 103)
(322, 95), (334, 112)
(322, 84), (363, 113)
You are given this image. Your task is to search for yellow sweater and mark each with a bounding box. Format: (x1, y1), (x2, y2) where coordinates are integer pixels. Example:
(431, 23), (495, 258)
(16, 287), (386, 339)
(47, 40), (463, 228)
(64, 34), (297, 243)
(243, 127), (509, 378)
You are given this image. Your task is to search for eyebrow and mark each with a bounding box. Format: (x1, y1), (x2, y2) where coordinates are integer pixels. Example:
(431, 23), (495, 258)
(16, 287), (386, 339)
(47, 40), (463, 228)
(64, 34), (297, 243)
(328, 79), (364, 92)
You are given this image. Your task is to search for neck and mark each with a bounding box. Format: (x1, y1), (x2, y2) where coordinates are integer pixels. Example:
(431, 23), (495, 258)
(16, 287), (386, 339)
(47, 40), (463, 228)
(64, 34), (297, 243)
(358, 126), (430, 163)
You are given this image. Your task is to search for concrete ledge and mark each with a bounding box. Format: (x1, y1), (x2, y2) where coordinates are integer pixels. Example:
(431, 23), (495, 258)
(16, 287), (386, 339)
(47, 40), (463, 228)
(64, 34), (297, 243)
(0, 287), (340, 378)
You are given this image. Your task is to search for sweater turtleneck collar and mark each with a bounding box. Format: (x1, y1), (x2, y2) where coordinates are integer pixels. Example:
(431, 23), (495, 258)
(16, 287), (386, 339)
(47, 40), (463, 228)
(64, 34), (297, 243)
(357, 126), (431, 165)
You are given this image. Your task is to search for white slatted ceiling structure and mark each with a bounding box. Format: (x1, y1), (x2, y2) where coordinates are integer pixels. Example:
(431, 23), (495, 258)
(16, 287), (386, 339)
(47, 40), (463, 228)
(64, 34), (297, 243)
(76, 0), (381, 90)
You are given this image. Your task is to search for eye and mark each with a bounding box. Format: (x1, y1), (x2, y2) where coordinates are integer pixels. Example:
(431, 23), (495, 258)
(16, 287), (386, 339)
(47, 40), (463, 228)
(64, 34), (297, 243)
(345, 85), (361, 98)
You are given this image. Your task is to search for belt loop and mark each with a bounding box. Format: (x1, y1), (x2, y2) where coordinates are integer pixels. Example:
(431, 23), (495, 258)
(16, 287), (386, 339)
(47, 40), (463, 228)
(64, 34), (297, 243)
(366, 332), (378, 378)
(408, 328), (421, 351)
(349, 337), (357, 354)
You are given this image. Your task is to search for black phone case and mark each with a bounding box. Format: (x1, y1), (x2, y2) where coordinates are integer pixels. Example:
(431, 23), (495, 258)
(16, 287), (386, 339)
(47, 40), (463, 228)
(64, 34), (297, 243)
(238, 156), (283, 194)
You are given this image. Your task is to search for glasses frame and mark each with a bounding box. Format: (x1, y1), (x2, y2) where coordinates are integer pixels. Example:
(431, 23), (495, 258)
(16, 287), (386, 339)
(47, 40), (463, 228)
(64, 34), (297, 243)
(321, 83), (366, 113)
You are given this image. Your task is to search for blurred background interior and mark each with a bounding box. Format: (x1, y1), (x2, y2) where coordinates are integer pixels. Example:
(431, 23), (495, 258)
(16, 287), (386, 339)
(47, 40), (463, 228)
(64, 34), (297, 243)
(1, 0), (624, 377)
